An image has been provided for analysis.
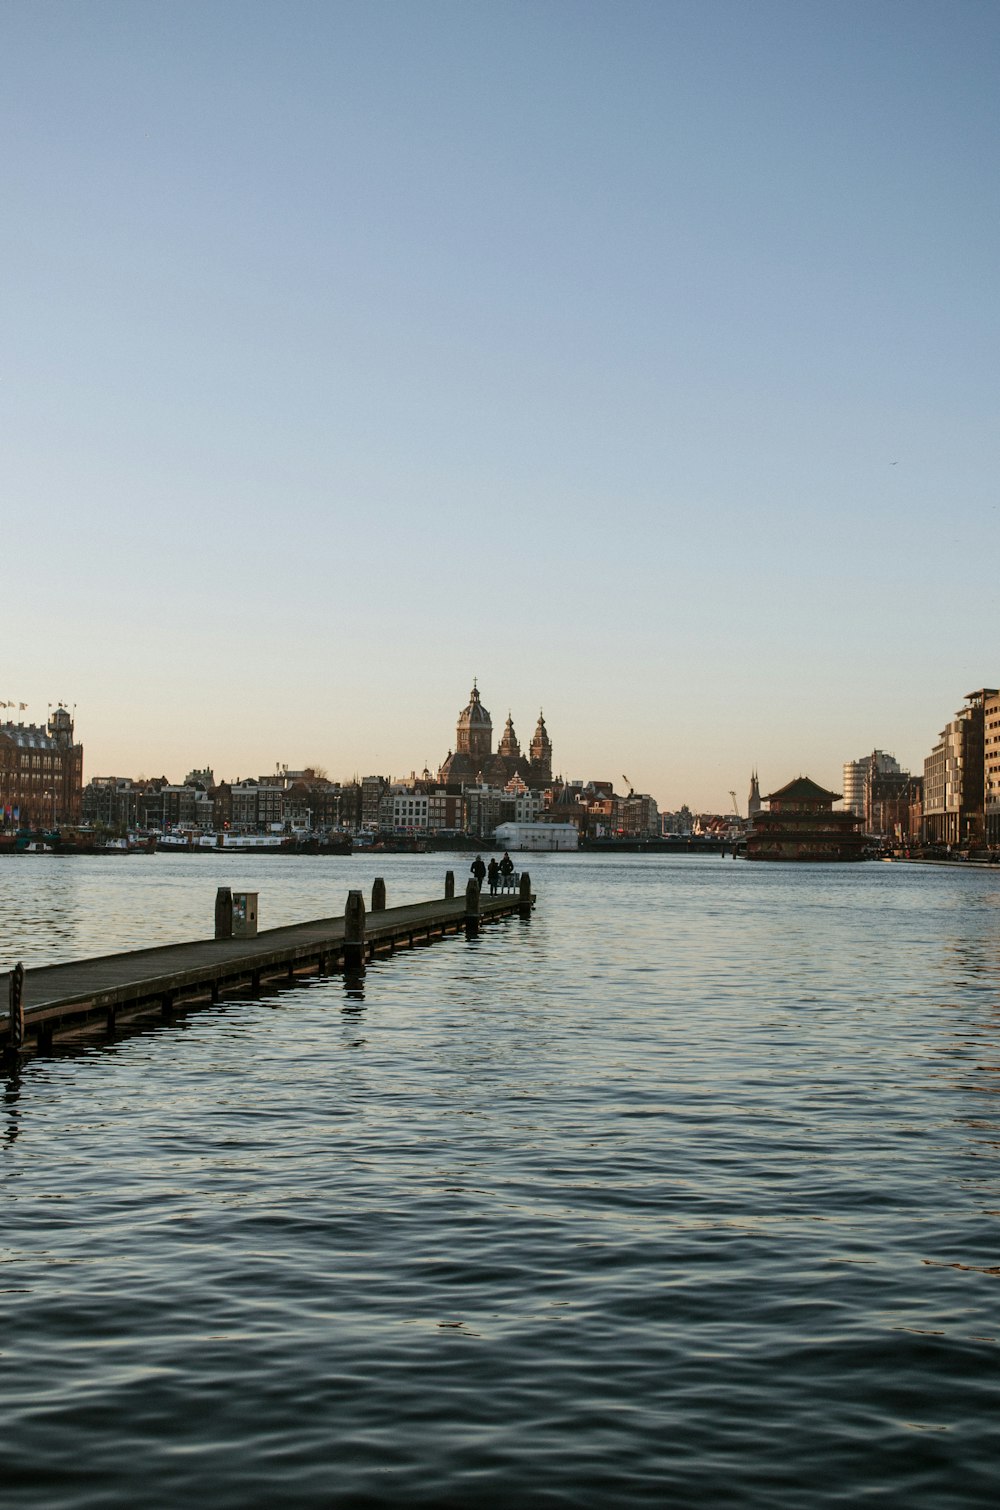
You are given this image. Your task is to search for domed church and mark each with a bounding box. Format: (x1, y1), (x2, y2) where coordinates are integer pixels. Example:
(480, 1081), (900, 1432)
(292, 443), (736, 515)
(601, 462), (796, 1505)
(438, 682), (552, 790)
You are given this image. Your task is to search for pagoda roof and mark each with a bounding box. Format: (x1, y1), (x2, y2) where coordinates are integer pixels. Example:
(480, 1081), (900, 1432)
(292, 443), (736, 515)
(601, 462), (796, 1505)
(764, 775), (842, 803)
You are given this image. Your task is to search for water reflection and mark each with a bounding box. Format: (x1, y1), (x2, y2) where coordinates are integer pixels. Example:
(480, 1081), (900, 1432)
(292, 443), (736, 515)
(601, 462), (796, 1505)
(5, 857), (1000, 1510)
(2, 1069), (20, 1147)
(343, 968), (366, 1002)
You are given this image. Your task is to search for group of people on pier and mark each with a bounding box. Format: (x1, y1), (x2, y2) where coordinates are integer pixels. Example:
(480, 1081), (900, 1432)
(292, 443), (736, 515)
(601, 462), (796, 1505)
(471, 851), (515, 895)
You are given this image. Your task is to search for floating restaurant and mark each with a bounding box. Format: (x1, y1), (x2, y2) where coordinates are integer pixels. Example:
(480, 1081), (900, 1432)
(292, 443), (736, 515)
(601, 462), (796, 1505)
(746, 776), (867, 862)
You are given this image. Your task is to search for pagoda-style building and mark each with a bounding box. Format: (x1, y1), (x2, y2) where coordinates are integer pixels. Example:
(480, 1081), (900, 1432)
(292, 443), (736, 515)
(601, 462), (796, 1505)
(746, 776), (867, 862)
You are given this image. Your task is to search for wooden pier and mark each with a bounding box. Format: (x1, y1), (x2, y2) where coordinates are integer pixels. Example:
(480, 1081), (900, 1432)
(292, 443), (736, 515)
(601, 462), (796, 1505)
(2, 873), (534, 1059)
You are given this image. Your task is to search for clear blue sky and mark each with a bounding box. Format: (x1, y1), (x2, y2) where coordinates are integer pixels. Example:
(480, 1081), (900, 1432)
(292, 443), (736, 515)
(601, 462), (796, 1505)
(4, 0), (998, 808)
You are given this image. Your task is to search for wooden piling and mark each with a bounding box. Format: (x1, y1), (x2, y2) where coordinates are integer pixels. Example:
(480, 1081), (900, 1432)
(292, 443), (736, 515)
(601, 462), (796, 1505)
(7, 963), (24, 1054)
(519, 871), (533, 919)
(215, 886), (233, 940)
(344, 889), (367, 970)
(464, 877), (480, 937)
(445, 870), (455, 899)
(372, 877), (386, 913)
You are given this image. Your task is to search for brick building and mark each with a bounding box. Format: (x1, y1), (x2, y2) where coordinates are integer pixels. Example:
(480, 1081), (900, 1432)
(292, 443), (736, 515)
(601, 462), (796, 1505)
(0, 705), (84, 828)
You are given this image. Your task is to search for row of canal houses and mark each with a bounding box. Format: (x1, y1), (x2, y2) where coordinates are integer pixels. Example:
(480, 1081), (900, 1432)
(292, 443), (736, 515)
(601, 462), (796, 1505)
(81, 767), (662, 843)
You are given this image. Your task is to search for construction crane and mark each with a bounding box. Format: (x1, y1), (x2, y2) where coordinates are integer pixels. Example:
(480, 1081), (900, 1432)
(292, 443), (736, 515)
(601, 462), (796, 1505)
(729, 790), (740, 818)
(622, 774), (633, 796)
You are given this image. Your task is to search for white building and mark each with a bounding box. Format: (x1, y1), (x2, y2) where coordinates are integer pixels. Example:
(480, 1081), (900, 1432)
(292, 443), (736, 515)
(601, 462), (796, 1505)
(392, 791), (429, 830)
(495, 821), (578, 852)
(843, 751), (901, 818)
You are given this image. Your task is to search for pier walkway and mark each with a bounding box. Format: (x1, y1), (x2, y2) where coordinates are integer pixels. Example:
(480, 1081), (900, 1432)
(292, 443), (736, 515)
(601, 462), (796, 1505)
(3, 877), (533, 1056)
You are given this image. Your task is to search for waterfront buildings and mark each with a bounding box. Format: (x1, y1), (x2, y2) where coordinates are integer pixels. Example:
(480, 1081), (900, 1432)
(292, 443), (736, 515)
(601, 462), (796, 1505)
(843, 757), (870, 819)
(984, 690), (1000, 845)
(922, 690), (991, 847)
(161, 782), (215, 831)
(0, 705), (83, 827)
(361, 775), (388, 830)
(72, 680), (659, 845)
(841, 751), (917, 840)
(746, 777), (866, 861)
(867, 768), (921, 843)
(82, 776), (140, 830)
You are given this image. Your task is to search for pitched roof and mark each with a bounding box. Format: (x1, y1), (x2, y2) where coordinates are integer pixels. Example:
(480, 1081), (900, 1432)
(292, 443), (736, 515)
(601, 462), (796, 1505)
(764, 776), (842, 803)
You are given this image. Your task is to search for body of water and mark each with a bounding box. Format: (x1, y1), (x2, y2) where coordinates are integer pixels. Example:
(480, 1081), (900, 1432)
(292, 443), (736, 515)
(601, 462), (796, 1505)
(2, 853), (999, 1507)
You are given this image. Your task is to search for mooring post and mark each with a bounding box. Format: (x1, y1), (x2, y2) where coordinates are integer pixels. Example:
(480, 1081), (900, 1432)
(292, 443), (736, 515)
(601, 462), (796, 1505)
(519, 871), (532, 920)
(6, 963), (24, 1056)
(445, 870), (455, 899)
(344, 889), (367, 970)
(371, 877), (386, 912)
(464, 876), (480, 937)
(215, 886), (233, 940)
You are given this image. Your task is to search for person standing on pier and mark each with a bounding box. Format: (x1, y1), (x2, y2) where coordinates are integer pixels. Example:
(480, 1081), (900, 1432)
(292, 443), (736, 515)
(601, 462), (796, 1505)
(499, 851), (514, 881)
(487, 857), (500, 894)
(471, 855), (486, 892)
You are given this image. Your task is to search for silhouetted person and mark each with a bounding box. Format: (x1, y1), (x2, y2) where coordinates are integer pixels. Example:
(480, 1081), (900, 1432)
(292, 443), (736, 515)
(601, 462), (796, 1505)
(471, 855), (486, 892)
(487, 857), (500, 894)
(499, 850), (514, 881)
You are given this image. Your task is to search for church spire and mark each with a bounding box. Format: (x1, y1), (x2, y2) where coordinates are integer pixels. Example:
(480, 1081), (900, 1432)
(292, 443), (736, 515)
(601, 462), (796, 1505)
(529, 710), (552, 784)
(497, 711), (520, 759)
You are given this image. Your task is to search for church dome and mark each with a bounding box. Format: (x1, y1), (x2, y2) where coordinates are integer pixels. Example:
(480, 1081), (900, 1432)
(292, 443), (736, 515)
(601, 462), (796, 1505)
(459, 681), (491, 728)
(455, 680), (493, 762)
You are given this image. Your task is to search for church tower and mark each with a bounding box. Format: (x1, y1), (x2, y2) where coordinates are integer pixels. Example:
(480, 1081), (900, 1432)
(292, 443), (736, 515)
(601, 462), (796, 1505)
(455, 681), (493, 765)
(748, 770), (762, 820)
(498, 713), (520, 759)
(529, 711), (552, 785)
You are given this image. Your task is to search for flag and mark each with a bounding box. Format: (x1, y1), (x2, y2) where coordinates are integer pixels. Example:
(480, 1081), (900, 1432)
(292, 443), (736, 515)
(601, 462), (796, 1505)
(19, 702), (27, 711)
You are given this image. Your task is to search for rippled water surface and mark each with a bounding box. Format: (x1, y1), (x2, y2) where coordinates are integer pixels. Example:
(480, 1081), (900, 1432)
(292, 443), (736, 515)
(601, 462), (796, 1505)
(3, 854), (1000, 1507)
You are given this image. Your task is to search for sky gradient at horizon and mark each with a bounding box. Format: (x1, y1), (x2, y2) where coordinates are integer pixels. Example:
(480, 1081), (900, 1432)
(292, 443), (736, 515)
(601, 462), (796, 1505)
(3, 0), (998, 809)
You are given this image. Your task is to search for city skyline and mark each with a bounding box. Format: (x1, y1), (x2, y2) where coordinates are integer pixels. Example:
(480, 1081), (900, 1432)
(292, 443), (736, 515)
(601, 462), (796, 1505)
(5, 2), (998, 808)
(0, 676), (938, 818)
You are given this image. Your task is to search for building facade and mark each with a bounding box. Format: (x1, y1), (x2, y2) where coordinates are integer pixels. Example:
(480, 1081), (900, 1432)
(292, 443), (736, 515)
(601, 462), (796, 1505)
(228, 780), (286, 833)
(843, 751), (909, 837)
(842, 759), (867, 819)
(984, 690), (1000, 844)
(0, 706), (84, 828)
(923, 690), (992, 847)
(82, 777), (139, 831)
